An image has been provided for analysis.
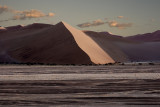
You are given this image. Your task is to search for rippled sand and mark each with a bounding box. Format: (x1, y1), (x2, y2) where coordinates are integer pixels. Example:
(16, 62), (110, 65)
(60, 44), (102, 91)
(0, 65), (160, 107)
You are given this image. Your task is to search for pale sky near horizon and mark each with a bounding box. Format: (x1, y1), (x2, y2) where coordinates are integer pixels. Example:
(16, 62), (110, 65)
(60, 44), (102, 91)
(0, 0), (160, 36)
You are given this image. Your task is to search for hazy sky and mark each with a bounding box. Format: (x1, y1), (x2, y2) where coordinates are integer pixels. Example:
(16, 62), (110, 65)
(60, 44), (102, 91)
(0, 0), (160, 36)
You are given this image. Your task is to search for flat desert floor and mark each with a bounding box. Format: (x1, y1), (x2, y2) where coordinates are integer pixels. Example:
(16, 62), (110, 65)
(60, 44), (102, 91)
(0, 65), (160, 107)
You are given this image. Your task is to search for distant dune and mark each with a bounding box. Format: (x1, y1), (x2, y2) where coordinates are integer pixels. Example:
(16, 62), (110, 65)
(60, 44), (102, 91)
(84, 31), (129, 63)
(125, 30), (160, 42)
(0, 22), (160, 64)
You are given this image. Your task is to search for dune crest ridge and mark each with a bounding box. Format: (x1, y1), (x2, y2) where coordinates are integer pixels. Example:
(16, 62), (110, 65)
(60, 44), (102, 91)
(61, 21), (114, 64)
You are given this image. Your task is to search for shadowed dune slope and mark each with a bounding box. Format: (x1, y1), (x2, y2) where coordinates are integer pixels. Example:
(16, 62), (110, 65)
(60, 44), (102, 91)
(85, 31), (160, 62)
(125, 30), (160, 42)
(114, 42), (160, 62)
(118, 30), (160, 61)
(0, 22), (92, 64)
(84, 31), (129, 62)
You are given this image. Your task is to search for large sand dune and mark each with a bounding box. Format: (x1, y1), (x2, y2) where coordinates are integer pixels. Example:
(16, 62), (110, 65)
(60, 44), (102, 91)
(0, 21), (160, 64)
(63, 22), (114, 64)
(0, 22), (92, 64)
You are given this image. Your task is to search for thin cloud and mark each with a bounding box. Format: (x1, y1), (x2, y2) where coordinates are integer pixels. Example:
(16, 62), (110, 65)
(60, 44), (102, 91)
(0, 4), (55, 22)
(12, 9), (54, 20)
(117, 16), (124, 19)
(0, 19), (10, 22)
(48, 12), (55, 17)
(77, 22), (92, 28)
(0, 5), (10, 14)
(151, 18), (155, 22)
(77, 19), (133, 29)
(104, 18), (108, 20)
(77, 19), (106, 28)
(107, 20), (133, 29)
(92, 19), (105, 26)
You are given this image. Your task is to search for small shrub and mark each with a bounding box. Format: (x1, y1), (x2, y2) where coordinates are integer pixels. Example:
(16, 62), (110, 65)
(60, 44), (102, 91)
(149, 63), (155, 65)
(121, 63), (125, 65)
(108, 63), (113, 65)
(104, 63), (108, 65)
(138, 63), (142, 65)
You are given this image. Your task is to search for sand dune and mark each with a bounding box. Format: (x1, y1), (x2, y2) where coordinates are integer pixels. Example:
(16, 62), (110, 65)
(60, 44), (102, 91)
(63, 22), (114, 64)
(126, 30), (160, 42)
(0, 21), (160, 64)
(0, 22), (92, 64)
(84, 31), (129, 62)
(84, 30), (160, 62)
(114, 42), (160, 62)
(23, 23), (53, 29)
(6, 25), (24, 31)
